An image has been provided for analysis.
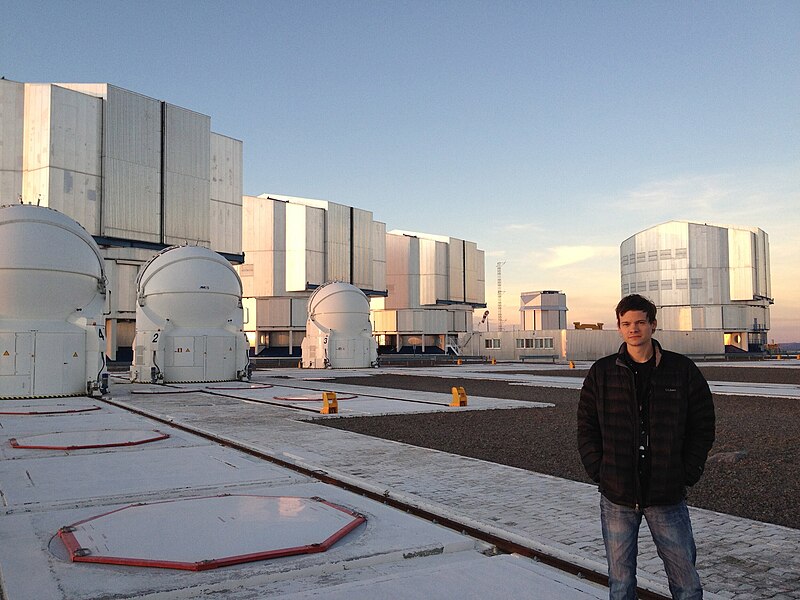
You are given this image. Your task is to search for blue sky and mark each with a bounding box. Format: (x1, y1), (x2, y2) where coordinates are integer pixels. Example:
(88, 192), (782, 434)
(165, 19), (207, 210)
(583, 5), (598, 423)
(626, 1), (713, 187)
(4, 1), (799, 340)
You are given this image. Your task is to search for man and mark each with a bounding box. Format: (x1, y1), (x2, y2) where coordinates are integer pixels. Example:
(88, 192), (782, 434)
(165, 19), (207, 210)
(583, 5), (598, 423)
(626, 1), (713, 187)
(577, 294), (715, 599)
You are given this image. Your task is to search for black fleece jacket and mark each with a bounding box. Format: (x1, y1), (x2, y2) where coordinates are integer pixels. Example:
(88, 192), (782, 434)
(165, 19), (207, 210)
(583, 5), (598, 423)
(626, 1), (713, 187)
(577, 340), (715, 508)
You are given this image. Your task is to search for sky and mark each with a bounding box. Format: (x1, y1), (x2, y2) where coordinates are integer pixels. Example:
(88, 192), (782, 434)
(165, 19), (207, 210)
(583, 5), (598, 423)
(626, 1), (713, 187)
(4, 1), (799, 341)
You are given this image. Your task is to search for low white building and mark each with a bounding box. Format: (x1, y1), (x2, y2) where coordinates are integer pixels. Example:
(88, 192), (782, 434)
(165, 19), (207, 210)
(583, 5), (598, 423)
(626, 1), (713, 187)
(459, 329), (724, 362)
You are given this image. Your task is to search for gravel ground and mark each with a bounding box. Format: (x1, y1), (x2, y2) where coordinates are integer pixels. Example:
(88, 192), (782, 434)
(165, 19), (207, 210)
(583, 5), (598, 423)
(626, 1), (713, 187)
(318, 366), (800, 530)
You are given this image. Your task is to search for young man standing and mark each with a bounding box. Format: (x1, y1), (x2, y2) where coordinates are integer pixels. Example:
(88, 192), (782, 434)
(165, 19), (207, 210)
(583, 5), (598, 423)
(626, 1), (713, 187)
(577, 294), (715, 600)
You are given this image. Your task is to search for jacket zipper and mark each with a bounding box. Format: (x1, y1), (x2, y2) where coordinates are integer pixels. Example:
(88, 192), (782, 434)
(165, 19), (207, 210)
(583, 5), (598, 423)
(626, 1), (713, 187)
(617, 356), (641, 509)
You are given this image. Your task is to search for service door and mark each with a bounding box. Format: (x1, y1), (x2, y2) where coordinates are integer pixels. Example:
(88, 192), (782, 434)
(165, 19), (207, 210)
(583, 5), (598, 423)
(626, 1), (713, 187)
(32, 332), (86, 397)
(204, 336), (234, 381)
(0, 333), (33, 396)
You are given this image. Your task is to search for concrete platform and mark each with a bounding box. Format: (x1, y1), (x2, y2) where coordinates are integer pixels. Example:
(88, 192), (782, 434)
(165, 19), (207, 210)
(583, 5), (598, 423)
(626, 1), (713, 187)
(110, 367), (800, 600)
(0, 390), (606, 599)
(2, 363), (798, 599)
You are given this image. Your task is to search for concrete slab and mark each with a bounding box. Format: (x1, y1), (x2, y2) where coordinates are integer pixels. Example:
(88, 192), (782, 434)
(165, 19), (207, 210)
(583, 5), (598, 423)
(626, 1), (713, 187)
(108, 376), (799, 600)
(1, 443), (308, 509)
(276, 553), (607, 599)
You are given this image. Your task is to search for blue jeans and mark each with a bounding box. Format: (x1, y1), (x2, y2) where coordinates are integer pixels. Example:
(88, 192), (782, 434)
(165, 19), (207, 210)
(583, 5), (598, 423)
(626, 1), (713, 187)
(600, 496), (702, 600)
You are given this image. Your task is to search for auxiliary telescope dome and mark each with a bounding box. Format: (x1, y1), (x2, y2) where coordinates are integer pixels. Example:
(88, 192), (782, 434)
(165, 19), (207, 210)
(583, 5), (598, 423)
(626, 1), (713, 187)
(0, 204), (108, 398)
(130, 245), (250, 384)
(301, 281), (377, 369)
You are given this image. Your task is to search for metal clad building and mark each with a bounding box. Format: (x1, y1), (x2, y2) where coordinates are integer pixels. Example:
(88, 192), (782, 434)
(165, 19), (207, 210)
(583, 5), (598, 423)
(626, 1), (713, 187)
(240, 194), (388, 356)
(2, 80), (243, 359)
(374, 230), (486, 354)
(520, 291), (568, 330)
(621, 221), (771, 351)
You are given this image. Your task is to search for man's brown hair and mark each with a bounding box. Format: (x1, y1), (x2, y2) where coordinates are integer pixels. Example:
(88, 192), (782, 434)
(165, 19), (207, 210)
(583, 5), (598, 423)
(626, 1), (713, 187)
(615, 294), (657, 325)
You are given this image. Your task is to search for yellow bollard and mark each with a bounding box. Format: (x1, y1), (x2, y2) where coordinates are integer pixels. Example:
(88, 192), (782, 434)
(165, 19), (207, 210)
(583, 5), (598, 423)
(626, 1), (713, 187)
(450, 386), (468, 407)
(321, 391), (338, 414)
(456, 358), (462, 365)
(777, 355), (782, 360)
(569, 361), (575, 369)
(491, 358), (496, 365)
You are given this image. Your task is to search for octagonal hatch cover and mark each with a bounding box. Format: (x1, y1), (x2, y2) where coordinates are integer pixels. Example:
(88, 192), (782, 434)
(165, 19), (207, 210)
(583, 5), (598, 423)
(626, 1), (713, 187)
(57, 494), (366, 570)
(9, 429), (169, 450)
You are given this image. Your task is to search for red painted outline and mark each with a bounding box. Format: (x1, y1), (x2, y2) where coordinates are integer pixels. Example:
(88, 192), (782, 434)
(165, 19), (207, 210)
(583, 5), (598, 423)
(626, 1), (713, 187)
(57, 495), (366, 571)
(272, 394), (357, 402)
(0, 405), (101, 415)
(205, 383), (274, 390)
(9, 430), (169, 450)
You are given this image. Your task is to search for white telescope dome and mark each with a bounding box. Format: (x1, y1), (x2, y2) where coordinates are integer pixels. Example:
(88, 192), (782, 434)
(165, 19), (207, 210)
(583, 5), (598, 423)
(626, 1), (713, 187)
(0, 204), (105, 320)
(137, 245), (242, 327)
(307, 282), (372, 335)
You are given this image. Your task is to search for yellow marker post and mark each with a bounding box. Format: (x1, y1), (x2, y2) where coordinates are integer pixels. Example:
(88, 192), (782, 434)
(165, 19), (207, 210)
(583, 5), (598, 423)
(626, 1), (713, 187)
(456, 358), (462, 365)
(491, 358), (496, 365)
(569, 361), (575, 369)
(450, 386), (468, 407)
(321, 391), (338, 414)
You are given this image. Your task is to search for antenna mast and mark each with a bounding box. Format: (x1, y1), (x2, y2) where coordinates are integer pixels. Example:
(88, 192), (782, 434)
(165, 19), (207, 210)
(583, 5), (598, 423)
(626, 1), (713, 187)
(496, 261), (506, 331)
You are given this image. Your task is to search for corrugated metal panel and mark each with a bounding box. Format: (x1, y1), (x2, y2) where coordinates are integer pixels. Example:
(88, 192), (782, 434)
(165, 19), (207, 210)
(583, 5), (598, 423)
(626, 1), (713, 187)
(384, 234), (419, 309)
(425, 309), (449, 332)
(242, 196), (286, 297)
(113, 262), (141, 315)
(351, 206), (372, 289)
(370, 310), (396, 333)
(419, 238), (447, 305)
(256, 297), (291, 328)
(727, 228), (755, 301)
(0, 80), (24, 203)
(209, 133), (243, 254)
(688, 223), (727, 305)
(22, 84), (51, 172)
(163, 103), (210, 245)
(285, 203), (308, 292)
(464, 241), (484, 305)
(397, 310), (416, 331)
(291, 298), (308, 327)
(371, 221), (387, 293)
(447, 237), (465, 302)
(0, 171), (23, 205)
(47, 168), (102, 234)
(325, 201), (350, 283)
(102, 85), (161, 242)
(21, 167), (48, 211)
(451, 309), (469, 332)
(210, 198), (242, 253)
(754, 228), (770, 299)
(286, 203), (324, 291)
(41, 85), (103, 233)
